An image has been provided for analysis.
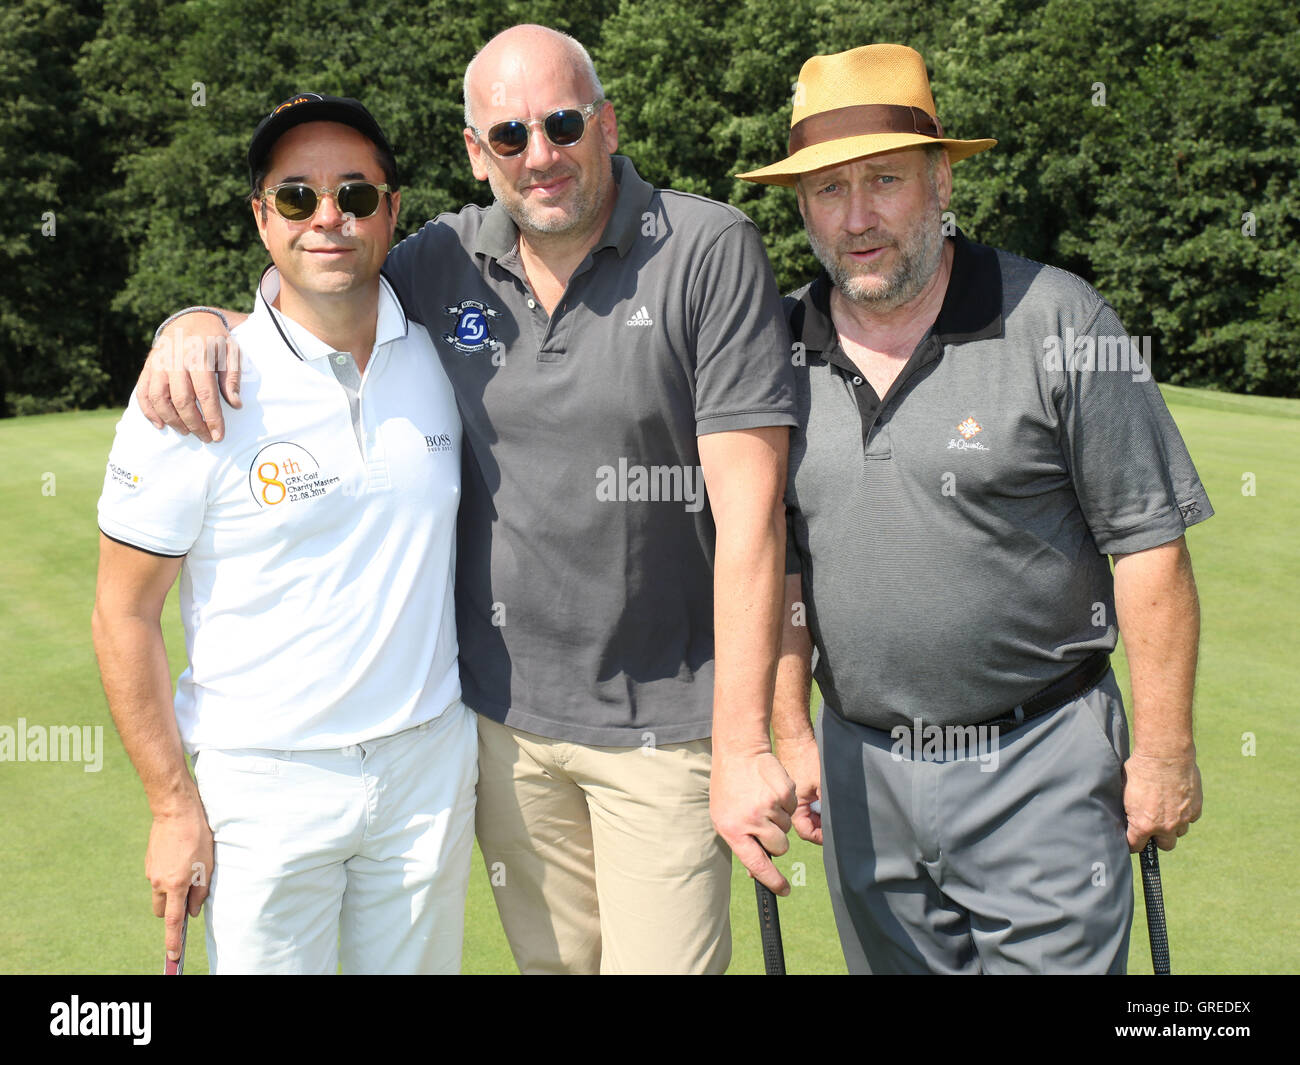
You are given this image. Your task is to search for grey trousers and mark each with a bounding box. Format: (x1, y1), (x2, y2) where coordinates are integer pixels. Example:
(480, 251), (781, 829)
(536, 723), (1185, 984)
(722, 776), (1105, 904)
(820, 670), (1133, 974)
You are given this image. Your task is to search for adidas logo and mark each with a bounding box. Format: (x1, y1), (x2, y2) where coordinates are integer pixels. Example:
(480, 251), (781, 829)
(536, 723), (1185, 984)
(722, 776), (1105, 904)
(626, 305), (654, 327)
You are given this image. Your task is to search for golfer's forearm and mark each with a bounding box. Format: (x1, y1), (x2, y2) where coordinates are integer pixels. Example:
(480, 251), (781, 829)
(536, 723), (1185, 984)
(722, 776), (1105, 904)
(710, 505), (785, 753)
(1113, 538), (1200, 758)
(772, 574), (815, 745)
(92, 612), (198, 816)
(699, 428), (788, 755)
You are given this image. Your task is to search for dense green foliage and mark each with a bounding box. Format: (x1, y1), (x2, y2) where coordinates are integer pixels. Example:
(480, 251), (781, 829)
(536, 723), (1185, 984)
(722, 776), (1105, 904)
(2, 0), (1296, 412)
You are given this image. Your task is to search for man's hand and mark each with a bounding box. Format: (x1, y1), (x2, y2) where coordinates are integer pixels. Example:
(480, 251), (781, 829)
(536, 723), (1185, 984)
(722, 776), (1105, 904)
(710, 748), (797, 894)
(1123, 751), (1202, 852)
(146, 801), (214, 962)
(137, 311), (245, 442)
(774, 733), (822, 846)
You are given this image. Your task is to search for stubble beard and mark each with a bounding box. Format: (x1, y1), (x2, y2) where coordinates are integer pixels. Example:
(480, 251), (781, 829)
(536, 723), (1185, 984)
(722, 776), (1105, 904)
(808, 186), (944, 313)
(487, 161), (608, 240)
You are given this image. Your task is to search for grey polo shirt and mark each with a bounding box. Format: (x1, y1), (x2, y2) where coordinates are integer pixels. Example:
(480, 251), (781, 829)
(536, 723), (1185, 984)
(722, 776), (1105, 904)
(784, 231), (1213, 730)
(383, 155), (796, 745)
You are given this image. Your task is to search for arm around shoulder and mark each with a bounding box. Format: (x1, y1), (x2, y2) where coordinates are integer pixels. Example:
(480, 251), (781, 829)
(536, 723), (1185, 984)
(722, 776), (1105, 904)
(137, 306), (248, 443)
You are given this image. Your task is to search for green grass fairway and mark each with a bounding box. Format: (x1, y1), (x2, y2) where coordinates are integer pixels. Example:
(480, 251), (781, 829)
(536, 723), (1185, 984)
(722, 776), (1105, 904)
(0, 387), (1295, 974)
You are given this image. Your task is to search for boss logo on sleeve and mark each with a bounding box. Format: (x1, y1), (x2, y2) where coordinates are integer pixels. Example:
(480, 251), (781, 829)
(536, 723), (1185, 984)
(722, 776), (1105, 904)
(248, 442), (340, 507)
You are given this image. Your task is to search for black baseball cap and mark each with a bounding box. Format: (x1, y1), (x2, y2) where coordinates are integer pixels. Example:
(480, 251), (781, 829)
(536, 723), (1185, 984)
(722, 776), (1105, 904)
(248, 92), (395, 182)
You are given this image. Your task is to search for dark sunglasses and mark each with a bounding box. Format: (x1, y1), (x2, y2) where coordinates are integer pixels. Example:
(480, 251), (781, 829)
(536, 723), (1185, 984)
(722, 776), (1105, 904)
(261, 181), (391, 221)
(472, 101), (603, 159)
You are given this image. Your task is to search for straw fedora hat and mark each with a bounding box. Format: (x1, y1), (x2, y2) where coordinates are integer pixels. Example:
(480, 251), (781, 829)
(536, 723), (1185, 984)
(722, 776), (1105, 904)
(736, 44), (995, 186)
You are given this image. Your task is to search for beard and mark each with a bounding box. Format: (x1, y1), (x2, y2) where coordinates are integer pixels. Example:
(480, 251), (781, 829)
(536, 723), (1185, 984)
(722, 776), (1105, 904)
(487, 160), (608, 238)
(806, 186), (945, 312)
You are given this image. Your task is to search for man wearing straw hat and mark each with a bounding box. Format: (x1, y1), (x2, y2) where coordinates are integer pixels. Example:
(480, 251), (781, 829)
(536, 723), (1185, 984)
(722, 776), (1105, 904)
(736, 44), (1211, 973)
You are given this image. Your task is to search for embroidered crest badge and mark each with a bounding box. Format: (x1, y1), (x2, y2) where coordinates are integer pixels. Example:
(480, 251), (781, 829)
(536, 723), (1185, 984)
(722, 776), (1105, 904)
(443, 299), (502, 354)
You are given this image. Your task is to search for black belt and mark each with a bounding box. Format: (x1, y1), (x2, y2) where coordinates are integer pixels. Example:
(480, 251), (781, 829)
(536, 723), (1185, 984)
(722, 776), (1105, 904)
(977, 651), (1111, 732)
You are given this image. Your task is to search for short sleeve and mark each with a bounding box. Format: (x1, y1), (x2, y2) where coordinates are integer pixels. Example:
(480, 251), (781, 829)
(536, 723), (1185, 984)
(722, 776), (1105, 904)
(1057, 302), (1214, 555)
(690, 218), (798, 436)
(383, 215), (479, 329)
(97, 403), (213, 557)
(382, 226), (426, 322)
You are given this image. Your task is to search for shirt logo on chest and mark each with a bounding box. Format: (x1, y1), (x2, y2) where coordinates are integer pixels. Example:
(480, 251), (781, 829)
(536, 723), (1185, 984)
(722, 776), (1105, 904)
(948, 415), (990, 451)
(248, 442), (340, 507)
(442, 299), (502, 354)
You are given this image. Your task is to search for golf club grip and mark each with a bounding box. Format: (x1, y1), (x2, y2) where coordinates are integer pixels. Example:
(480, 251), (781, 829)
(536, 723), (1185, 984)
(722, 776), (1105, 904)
(164, 913), (187, 975)
(1140, 839), (1170, 975)
(755, 877), (786, 975)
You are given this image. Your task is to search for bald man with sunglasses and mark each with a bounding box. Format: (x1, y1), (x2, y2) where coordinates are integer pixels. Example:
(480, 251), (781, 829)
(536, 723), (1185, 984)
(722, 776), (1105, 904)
(94, 95), (477, 974)
(133, 25), (798, 975)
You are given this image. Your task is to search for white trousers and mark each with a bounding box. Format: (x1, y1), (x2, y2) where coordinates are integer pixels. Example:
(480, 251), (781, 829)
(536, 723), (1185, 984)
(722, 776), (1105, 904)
(195, 700), (478, 974)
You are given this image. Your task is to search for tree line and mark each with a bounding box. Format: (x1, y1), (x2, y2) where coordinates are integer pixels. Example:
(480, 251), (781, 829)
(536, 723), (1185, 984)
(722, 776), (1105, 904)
(3, 0), (1296, 415)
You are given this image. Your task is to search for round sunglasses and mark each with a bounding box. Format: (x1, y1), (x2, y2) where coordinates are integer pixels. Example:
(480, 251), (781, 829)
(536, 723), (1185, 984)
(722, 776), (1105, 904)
(261, 181), (391, 222)
(471, 101), (603, 159)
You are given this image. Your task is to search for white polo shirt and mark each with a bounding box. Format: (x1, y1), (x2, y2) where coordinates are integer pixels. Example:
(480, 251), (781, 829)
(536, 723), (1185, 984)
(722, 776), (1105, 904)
(98, 268), (462, 753)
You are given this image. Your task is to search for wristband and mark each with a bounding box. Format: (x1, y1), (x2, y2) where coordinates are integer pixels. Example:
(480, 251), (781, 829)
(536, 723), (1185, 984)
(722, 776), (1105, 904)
(152, 306), (230, 347)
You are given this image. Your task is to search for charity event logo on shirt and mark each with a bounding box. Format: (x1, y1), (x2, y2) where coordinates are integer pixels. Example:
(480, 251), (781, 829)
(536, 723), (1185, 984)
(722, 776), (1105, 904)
(247, 441), (340, 507)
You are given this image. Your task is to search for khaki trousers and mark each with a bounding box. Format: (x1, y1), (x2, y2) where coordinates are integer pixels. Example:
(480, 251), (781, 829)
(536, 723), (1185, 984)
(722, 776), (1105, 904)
(475, 715), (732, 974)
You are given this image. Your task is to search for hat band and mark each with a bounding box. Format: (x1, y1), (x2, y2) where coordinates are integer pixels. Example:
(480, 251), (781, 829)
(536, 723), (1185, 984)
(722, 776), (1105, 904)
(788, 104), (944, 155)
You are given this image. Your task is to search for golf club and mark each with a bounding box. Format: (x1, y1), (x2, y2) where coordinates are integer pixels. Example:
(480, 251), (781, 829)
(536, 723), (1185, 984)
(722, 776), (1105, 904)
(755, 881), (786, 975)
(755, 846), (786, 975)
(163, 913), (188, 976)
(1140, 838), (1170, 975)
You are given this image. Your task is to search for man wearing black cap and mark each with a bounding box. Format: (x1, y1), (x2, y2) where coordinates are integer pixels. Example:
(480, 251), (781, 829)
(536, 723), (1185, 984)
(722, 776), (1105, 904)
(93, 95), (476, 974)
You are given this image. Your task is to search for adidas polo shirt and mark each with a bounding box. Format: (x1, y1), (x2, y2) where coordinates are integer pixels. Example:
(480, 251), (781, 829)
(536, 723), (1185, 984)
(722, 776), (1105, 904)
(97, 268), (462, 752)
(383, 155), (797, 745)
(784, 232), (1213, 731)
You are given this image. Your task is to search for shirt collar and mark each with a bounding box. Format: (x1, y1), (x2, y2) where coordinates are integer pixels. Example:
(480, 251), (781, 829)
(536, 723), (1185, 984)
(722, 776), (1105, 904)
(472, 154), (654, 262)
(932, 229), (1003, 344)
(788, 228), (1004, 357)
(254, 264), (409, 362)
